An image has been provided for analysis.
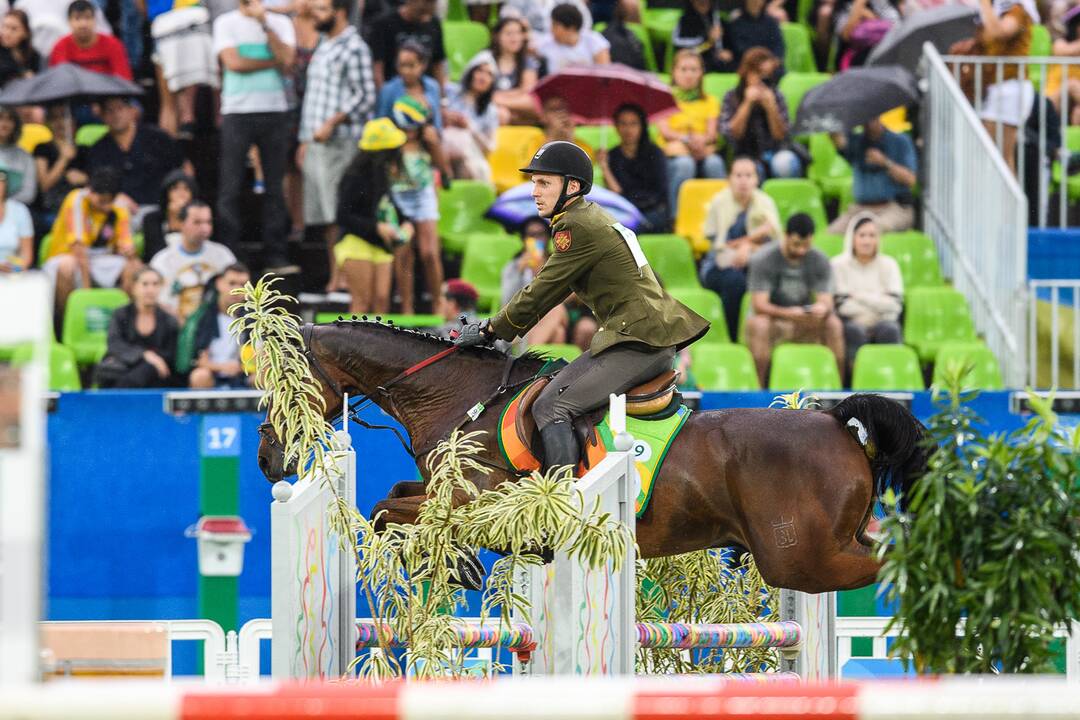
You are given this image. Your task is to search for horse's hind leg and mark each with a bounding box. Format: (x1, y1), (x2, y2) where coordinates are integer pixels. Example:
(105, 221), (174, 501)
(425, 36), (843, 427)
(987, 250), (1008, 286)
(819, 539), (882, 592)
(386, 481), (427, 499)
(370, 494), (426, 531)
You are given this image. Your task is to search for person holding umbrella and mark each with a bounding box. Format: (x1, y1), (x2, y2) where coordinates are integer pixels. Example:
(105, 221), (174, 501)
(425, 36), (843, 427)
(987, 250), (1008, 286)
(453, 140), (709, 475)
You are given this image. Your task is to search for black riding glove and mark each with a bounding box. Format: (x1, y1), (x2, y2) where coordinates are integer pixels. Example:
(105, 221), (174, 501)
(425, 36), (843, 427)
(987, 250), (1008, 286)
(453, 318), (492, 347)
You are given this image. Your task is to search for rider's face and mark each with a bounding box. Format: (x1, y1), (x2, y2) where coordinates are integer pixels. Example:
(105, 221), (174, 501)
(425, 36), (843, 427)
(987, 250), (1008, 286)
(531, 172), (579, 218)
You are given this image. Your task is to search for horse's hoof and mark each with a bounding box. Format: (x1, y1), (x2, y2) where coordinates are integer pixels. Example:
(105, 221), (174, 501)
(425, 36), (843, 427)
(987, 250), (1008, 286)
(454, 550), (485, 591)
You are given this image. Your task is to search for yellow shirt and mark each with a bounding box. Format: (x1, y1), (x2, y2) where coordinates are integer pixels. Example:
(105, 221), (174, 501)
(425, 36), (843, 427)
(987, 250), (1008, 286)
(663, 94), (720, 156)
(48, 188), (132, 258)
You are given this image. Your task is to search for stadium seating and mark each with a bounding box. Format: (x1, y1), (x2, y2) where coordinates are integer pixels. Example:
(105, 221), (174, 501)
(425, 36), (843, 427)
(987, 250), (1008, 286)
(443, 21), (491, 80)
(777, 72), (830, 119)
(642, 4), (681, 71)
(850, 344), (925, 391)
(903, 287), (978, 362)
(1051, 125), (1080, 201)
(12, 342), (82, 392)
(574, 125), (621, 152)
(670, 287), (730, 344)
(37, 234), (53, 267)
(762, 178), (829, 230)
(768, 343), (842, 390)
(781, 23), (816, 73)
(17, 123), (52, 154)
(814, 232), (844, 258)
(489, 126), (545, 193)
(674, 178), (727, 255)
(593, 22), (659, 73)
(879, 231), (944, 288)
(703, 73), (739, 102)
(931, 341), (1004, 390)
(61, 288), (130, 366)
(691, 343), (760, 390)
(806, 133), (853, 209)
(529, 343), (582, 362)
(460, 233), (521, 312)
(638, 233), (699, 290)
(437, 180), (509, 255)
(75, 123), (108, 147)
(737, 293), (752, 345)
(314, 313), (443, 328)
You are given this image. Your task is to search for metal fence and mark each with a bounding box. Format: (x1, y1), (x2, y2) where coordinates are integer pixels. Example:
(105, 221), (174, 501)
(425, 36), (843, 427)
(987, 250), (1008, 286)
(1028, 279), (1079, 389)
(923, 45), (1028, 387)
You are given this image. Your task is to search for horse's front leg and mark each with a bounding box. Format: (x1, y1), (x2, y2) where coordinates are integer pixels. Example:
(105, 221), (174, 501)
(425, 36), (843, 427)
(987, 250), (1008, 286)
(371, 494), (427, 532)
(386, 481), (428, 500)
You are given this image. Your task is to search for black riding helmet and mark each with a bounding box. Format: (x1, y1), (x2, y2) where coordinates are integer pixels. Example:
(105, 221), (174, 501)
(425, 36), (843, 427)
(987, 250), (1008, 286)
(520, 140), (593, 216)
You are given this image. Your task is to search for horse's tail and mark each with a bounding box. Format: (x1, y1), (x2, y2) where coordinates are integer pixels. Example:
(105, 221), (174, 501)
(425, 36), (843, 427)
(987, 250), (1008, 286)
(825, 393), (928, 513)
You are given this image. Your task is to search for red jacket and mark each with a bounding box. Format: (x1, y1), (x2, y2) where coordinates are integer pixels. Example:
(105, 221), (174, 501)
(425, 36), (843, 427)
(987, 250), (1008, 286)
(48, 33), (132, 80)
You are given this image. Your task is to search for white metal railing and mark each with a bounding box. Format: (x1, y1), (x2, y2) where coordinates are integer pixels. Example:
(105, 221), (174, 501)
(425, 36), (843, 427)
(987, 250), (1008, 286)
(923, 45), (1028, 387)
(1028, 280), (1080, 388)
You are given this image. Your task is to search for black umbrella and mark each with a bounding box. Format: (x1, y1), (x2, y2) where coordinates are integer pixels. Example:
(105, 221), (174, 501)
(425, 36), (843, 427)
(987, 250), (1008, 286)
(794, 65), (919, 134)
(867, 4), (979, 72)
(0, 63), (143, 106)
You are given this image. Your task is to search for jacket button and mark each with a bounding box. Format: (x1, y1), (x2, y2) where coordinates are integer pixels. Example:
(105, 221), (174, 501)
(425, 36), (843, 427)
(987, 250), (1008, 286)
(598, 327), (604, 331)
(621, 321), (626, 325)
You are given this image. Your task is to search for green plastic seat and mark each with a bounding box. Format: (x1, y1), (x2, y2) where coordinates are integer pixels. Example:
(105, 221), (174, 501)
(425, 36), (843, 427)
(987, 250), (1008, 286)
(638, 234), (699, 290)
(737, 292), (752, 345)
(762, 178), (828, 231)
(437, 180), (507, 255)
(1051, 125), (1080, 201)
(12, 342), (82, 391)
(903, 287), (978, 363)
(781, 23), (816, 73)
(595, 22), (658, 72)
(1029, 23), (1051, 57)
(931, 341), (1004, 390)
(669, 287), (730, 344)
(806, 133), (853, 208)
(851, 343), (925, 391)
(815, 232), (844, 257)
(529, 343), (582, 362)
(75, 123), (108, 147)
(61, 288), (130, 366)
(575, 125), (621, 152)
(703, 73), (739, 102)
(768, 343), (842, 390)
(443, 21), (491, 80)
(37, 233), (53, 267)
(879, 231), (943, 288)
(314, 313), (443, 328)
(691, 343), (760, 390)
(777, 72), (830, 119)
(460, 233), (522, 312)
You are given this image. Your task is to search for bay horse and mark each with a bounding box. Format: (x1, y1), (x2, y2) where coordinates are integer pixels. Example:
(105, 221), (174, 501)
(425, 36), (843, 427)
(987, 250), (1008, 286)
(257, 320), (927, 594)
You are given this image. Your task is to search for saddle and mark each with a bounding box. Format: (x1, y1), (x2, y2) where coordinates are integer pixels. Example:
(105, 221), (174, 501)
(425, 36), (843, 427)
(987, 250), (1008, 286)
(502, 369), (682, 474)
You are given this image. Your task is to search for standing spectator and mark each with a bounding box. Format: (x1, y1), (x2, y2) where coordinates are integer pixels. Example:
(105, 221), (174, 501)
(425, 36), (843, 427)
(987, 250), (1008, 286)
(658, 50), (726, 213)
(283, 0), (318, 248)
(827, 117), (917, 233)
(500, 216), (570, 346)
(673, 0), (732, 73)
(48, 0), (132, 79)
(0, 106), (36, 205)
(149, 200), (237, 322)
(534, 3), (611, 74)
(84, 96), (186, 218)
(213, 0), (297, 271)
(601, 3), (648, 70)
(334, 117), (414, 315)
(744, 213), (843, 387)
(94, 267), (179, 389)
(150, 2), (219, 138)
(140, 171), (198, 260)
(299, 0), (375, 292)
(699, 156), (781, 340)
(0, 169), (33, 273)
(44, 167), (139, 322)
(831, 213), (903, 372)
(488, 17), (540, 124)
(189, 263), (253, 389)
(444, 51), (499, 182)
(598, 102), (670, 232)
(721, 47), (802, 180)
(33, 104), (85, 234)
(376, 42), (442, 129)
(1046, 4), (1080, 126)
(726, 0), (786, 69)
(0, 9), (41, 87)
(368, 0), (445, 88)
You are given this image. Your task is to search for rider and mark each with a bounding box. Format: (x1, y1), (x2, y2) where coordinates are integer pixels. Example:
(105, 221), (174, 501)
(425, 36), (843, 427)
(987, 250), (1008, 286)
(454, 141), (709, 473)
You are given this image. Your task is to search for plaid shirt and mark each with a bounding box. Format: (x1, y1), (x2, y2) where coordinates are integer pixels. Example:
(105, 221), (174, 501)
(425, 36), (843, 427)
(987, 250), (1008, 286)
(299, 25), (375, 141)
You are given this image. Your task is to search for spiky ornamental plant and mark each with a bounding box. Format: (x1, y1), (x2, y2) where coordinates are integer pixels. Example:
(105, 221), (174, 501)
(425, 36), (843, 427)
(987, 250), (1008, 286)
(877, 364), (1080, 674)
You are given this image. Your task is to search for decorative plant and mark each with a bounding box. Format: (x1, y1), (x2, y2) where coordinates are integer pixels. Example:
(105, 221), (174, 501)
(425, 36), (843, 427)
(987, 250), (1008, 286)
(877, 364), (1080, 674)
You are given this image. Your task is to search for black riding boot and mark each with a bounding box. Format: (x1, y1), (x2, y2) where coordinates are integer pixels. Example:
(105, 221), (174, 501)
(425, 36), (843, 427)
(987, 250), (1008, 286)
(540, 421), (579, 475)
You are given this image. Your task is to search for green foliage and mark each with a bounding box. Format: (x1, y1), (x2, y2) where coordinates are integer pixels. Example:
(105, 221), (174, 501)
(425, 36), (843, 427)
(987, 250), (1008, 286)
(877, 364), (1080, 673)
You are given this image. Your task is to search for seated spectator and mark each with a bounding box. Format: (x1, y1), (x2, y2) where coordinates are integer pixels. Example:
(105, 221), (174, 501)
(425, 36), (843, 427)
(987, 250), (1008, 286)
(827, 117), (917, 233)
(744, 213), (844, 386)
(368, 0), (446, 88)
(33, 104), (85, 234)
(140, 170), (198, 260)
(720, 47), (802, 179)
(499, 0), (593, 36)
(1047, 6), (1080, 126)
(444, 51), (499, 182)
(94, 267), (179, 388)
(0, 10), (41, 88)
(44, 166), (140, 322)
(488, 17), (541, 124)
(0, 106), (37, 205)
(335, 117), (414, 315)
(831, 212), (902, 372)
(84, 96), (188, 224)
(149, 1), (219, 138)
(48, 0), (132, 79)
(149, 200), (237, 323)
(601, 3), (648, 70)
(437, 278), (481, 338)
(700, 156), (781, 340)
(673, 0), (732, 74)
(189, 263), (253, 389)
(0, 169), (33, 273)
(598, 102), (670, 233)
(500, 216), (570, 346)
(834, 0), (897, 70)
(376, 42), (443, 130)
(534, 3), (610, 75)
(658, 49), (726, 212)
(726, 0), (786, 70)
(541, 95), (594, 157)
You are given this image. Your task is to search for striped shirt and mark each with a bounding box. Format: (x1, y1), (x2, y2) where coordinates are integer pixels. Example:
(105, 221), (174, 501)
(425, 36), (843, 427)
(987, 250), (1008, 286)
(299, 26), (376, 142)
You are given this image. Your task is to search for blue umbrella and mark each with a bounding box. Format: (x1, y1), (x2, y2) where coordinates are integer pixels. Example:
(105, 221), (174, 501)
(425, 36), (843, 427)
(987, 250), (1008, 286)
(487, 183), (646, 231)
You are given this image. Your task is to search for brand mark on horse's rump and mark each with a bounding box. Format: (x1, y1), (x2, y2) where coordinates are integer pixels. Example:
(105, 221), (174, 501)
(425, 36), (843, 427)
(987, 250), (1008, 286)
(772, 516), (797, 548)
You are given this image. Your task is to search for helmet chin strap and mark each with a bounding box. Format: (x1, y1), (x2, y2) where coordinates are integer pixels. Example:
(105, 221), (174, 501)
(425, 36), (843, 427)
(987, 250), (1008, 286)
(551, 176), (586, 216)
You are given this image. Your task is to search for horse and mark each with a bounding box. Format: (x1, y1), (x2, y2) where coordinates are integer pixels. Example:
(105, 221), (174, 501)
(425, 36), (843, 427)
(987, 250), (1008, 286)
(257, 320), (927, 594)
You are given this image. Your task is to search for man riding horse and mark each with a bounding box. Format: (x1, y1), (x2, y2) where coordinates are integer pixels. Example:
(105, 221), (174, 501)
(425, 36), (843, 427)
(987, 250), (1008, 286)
(454, 141), (710, 474)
